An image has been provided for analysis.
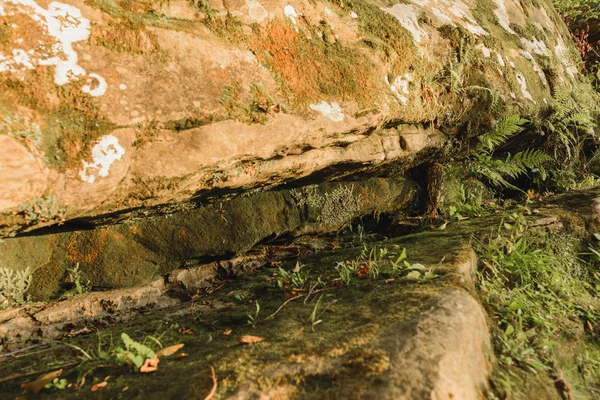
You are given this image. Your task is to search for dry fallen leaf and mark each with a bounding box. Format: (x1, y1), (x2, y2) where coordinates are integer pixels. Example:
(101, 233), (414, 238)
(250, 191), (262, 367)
(140, 356), (160, 373)
(91, 381), (108, 392)
(177, 352), (189, 358)
(21, 369), (62, 394)
(223, 329), (232, 336)
(238, 335), (266, 344)
(156, 343), (185, 358)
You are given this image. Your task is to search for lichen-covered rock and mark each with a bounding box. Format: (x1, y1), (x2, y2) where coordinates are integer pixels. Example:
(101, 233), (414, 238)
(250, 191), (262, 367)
(0, 0), (588, 236)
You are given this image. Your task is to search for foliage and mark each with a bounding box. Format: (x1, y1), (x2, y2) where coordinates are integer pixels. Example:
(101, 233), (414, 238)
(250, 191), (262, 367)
(553, 0), (600, 21)
(541, 88), (597, 163)
(0, 266), (33, 308)
(478, 212), (600, 397)
(246, 301), (261, 328)
(333, 245), (436, 284)
(67, 330), (180, 382)
(66, 262), (89, 295)
(463, 115), (551, 191)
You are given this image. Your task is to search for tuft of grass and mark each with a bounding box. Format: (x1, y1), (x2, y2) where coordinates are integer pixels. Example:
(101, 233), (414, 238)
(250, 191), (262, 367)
(477, 211), (600, 398)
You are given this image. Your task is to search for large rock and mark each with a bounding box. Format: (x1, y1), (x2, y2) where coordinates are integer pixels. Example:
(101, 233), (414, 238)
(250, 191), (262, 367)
(0, 0), (587, 236)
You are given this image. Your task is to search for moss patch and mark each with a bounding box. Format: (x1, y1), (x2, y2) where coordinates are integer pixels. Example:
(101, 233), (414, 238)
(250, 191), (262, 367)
(0, 67), (115, 171)
(89, 20), (160, 54)
(250, 18), (378, 106)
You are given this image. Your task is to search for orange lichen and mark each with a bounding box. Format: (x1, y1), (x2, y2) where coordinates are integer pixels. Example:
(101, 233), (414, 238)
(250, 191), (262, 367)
(250, 19), (377, 105)
(66, 229), (110, 264)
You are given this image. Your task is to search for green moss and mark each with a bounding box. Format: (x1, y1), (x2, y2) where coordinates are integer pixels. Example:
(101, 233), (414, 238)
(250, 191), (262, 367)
(0, 66), (115, 171)
(89, 21), (160, 54)
(345, 0), (420, 75)
(85, 0), (178, 29)
(217, 83), (282, 124)
(510, 21), (545, 41)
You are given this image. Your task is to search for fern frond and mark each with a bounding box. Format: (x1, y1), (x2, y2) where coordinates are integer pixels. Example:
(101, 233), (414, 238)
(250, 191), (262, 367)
(507, 149), (552, 173)
(478, 114), (529, 153)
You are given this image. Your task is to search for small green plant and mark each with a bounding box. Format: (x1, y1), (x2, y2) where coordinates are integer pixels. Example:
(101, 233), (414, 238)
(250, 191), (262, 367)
(275, 264), (309, 289)
(247, 301), (261, 328)
(307, 294), (336, 332)
(334, 245), (417, 284)
(67, 262), (89, 295)
(66, 331), (168, 383)
(44, 377), (68, 390)
(335, 261), (354, 285)
(0, 266), (34, 307)
(115, 332), (157, 370)
(309, 294), (325, 332)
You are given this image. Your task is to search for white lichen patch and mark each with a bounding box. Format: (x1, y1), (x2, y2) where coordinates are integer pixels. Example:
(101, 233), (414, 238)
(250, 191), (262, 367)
(521, 38), (549, 56)
(496, 53), (506, 67)
(309, 101), (344, 122)
(284, 5), (298, 25)
(476, 44), (491, 58)
(381, 4), (427, 43)
(410, 0), (487, 36)
(79, 135), (125, 184)
(0, 0), (107, 95)
(520, 51), (547, 86)
(81, 73), (107, 96)
(494, 0), (515, 34)
(515, 72), (533, 101)
(247, 0), (268, 23)
(386, 73), (413, 104)
(554, 39), (577, 79)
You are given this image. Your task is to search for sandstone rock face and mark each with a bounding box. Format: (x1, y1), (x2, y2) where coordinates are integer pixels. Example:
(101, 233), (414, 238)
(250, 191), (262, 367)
(0, 0), (585, 236)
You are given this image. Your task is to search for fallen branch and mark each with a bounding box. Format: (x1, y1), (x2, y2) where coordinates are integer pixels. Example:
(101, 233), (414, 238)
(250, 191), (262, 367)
(204, 365), (218, 400)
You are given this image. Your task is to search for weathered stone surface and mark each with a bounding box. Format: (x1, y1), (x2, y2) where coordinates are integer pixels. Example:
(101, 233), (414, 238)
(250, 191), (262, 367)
(0, 229), (491, 399)
(0, 0), (587, 236)
(1, 177), (418, 299)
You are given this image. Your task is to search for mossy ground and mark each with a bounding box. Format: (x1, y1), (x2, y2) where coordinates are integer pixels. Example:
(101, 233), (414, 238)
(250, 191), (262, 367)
(0, 229), (461, 399)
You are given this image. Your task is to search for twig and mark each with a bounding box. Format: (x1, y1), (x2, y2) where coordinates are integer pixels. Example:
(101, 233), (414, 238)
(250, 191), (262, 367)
(270, 288), (331, 318)
(270, 294), (304, 318)
(0, 344), (47, 361)
(203, 365), (217, 400)
(304, 282), (319, 305)
(0, 362), (78, 384)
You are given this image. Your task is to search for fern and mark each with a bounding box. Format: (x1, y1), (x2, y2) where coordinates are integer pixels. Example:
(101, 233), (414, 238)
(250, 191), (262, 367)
(464, 117), (551, 191)
(477, 114), (529, 153)
(544, 88), (597, 162)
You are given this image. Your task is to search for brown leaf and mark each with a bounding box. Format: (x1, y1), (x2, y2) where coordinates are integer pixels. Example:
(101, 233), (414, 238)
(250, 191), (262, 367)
(238, 335), (266, 344)
(91, 381), (108, 392)
(140, 356), (159, 373)
(21, 369), (62, 394)
(177, 352), (189, 358)
(156, 344), (185, 358)
(223, 329), (232, 336)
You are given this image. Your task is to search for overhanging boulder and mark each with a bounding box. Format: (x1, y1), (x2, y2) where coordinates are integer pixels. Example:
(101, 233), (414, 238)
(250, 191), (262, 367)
(0, 0), (588, 237)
